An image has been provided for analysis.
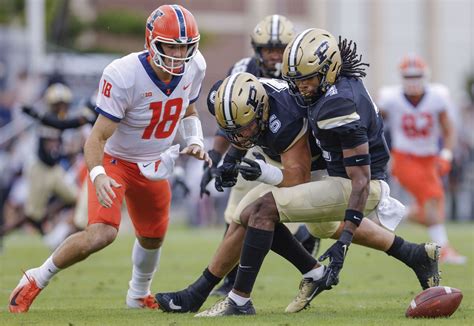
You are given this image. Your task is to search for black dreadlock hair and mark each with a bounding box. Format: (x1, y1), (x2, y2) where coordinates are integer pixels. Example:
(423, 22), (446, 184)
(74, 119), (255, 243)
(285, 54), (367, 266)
(338, 36), (369, 79)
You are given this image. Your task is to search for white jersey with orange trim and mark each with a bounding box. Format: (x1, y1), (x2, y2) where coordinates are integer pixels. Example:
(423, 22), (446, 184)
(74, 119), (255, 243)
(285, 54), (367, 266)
(377, 84), (449, 156)
(96, 50), (206, 162)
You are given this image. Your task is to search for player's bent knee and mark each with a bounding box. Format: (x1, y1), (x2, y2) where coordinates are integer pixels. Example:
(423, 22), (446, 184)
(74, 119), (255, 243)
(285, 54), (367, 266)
(247, 193), (279, 229)
(84, 223), (117, 252)
(137, 236), (164, 249)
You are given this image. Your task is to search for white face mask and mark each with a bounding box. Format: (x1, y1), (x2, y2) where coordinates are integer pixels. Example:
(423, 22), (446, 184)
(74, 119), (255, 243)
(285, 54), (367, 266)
(402, 77), (425, 96)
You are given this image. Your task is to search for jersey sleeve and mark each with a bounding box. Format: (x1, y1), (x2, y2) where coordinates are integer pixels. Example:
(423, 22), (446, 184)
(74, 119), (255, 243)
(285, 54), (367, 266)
(227, 57), (252, 76)
(95, 64), (130, 122)
(188, 52), (206, 104)
(316, 98), (368, 149)
(272, 118), (308, 154)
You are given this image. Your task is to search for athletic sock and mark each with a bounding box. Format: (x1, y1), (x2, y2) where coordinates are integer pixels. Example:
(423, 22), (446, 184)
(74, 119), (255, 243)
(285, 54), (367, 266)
(427, 224), (448, 247)
(128, 239), (161, 299)
(188, 268), (222, 298)
(385, 235), (419, 267)
(32, 256), (60, 288)
(302, 264), (325, 281)
(234, 226), (273, 294)
(271, 223), (317, 274)
(228, 290), (250, 306)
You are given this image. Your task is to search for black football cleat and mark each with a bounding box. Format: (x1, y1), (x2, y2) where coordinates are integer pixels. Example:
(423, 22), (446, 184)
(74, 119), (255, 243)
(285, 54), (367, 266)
(411, 243), (441, 290)
(155, 287), (206, 313)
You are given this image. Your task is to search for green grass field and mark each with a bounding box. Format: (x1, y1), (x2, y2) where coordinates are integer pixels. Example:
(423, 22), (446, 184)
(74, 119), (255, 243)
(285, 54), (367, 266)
(1, 222), (473, 325)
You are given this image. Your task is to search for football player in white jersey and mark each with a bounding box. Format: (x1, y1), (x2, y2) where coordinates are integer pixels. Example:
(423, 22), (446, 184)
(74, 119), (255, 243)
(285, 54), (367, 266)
(378, 54), (466, 264)
(9, 4), (211, 313)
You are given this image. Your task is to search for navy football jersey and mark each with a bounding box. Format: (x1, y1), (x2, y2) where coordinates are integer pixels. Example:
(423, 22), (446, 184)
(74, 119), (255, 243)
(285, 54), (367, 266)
(307, 77), (389, 180)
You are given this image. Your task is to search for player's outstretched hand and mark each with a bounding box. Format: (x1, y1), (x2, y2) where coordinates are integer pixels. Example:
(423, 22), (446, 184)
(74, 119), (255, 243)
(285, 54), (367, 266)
(181, 144), (212, 167)
(93, 174), (122, 208)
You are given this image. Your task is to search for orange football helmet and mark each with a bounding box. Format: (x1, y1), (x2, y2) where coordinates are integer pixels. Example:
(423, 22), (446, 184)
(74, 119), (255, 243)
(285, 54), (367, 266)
(145, 4), (200, 76)
(399, 54), (428, 96)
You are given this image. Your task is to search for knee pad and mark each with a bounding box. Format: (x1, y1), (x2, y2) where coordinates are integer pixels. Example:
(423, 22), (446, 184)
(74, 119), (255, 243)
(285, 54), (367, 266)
(305, 221), (340, 239)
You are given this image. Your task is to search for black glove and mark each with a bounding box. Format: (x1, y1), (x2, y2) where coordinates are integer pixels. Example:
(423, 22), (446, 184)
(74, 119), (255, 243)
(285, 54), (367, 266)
(214, 148), (246, 192)
(214, 162), (239, 192)
(200, 149), (222, 198)
(318, 229), (353, 288)
(236, 152), (266, 181)
(22, 106), (41, 120)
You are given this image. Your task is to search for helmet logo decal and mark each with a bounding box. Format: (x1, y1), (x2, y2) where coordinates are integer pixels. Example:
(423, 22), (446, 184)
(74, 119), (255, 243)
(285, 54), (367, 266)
(146, 9), (163, 32)
(315, 41), (329, 64)
(246, 86), (259, 111)
(171, 4), (187, 42)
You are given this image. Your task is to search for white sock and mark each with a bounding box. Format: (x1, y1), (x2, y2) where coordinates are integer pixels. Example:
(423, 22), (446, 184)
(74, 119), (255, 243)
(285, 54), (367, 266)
(303, 264), (325, 281)
(31, 256), (60, 288)
(127, 239), (161, 299)
(228, 290), (250, 306)
(428, 224), (448, 247)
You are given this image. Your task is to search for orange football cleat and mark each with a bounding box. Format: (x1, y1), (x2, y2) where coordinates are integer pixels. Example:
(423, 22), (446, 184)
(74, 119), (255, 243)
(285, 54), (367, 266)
(9, 272), (42, 313)
(126, 294), (159, 309)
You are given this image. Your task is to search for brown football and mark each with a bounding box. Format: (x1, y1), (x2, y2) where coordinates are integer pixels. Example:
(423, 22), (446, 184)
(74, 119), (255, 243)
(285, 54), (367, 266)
(406, 286), (463, 318)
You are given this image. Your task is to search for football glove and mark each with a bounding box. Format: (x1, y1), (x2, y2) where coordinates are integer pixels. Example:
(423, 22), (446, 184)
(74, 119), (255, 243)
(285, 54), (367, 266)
(237, 152), (283, 186)
(214, 147), (247, 192)
(318, 229), (353, 288)
(200, 149), (222, 197)
(236, 152), (266, 181)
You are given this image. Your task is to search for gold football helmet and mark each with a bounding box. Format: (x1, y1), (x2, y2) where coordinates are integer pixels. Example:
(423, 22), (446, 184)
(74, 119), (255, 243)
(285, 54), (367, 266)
(282, 28), (342, 106)
(214, 72), (269, 148)
(251, 15), (295, 77)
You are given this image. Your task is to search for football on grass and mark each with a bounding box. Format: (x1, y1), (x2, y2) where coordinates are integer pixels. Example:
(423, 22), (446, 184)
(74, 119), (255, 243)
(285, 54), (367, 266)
(406, 286), (463, 318)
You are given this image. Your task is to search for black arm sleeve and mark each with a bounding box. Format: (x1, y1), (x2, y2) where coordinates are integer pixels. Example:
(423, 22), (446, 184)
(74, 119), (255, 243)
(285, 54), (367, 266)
(40, 114), (86, 130)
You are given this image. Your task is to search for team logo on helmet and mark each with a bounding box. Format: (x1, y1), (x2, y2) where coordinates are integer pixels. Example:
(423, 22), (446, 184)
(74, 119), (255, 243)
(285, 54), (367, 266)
(214, 72), (269, 148)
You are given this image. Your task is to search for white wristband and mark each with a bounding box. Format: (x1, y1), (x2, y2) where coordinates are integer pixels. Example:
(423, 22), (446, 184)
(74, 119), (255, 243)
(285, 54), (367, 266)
(255, 160), (284, 186)
(440, 148), (453, 162)
(89, 165), (106, 183)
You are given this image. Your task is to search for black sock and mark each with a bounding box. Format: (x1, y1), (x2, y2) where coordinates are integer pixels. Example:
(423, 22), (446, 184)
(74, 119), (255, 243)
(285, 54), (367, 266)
(234, 226), (273, 294)
(188, 267), (222, 298)
(271, 223), (317, 274)
(386, 235), (418, 267)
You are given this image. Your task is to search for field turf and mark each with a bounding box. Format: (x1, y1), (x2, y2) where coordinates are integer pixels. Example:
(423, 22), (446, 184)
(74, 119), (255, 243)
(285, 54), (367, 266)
(1, 222), (473, 325)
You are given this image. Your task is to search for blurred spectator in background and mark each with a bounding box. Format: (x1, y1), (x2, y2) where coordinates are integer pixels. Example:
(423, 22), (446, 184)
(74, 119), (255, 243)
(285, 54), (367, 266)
(1, 82), (93, 249)
(378, 54), (466, 265)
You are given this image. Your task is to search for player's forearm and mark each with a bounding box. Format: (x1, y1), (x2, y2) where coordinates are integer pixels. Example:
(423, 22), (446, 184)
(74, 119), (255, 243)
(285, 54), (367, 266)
(442, 126), (455, 151)
(84, 133), (106, 171)
(213, 134), (231, 155)
(347, 176), (370, 212)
